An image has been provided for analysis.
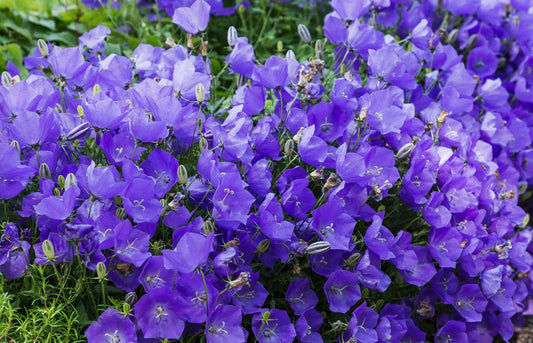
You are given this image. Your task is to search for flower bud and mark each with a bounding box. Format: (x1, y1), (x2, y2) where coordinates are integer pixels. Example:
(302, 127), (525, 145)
(66, 122), (91, 141)
(297, 24), (312, 44)
(77, 105), (84, 119)
(198, 136), (208, 151)
(437, 109), (448, 126)
(195, 83), (205, 103)
(305, 241), (331, 255)
(57, 175), (65, 190)
(1, 71), (12, 88)
(285, 49), (296, 60)
(227, 26), (238, 47)
(123, 302), (131, 315)
(10, 140), (20, 156)
(237, 74), (248, 88)
(396, 142), (415, 159)
(284, 139), (295, 156)
(37, 39), (49, 57)
(53, 187), (61, 196)
(344, 252), (361, 266)
(255, 239), (271, 253)
(178, 165), (188, 185)
(42, 239), (55, 262)
(125, 291), (138, 305)
(374, 299), (384, 312)
(96, 262), (107, 281)
(277, 40), (284, 52)
(64, 173), (78, 190)
(447, 28), (459, 45)
(361, 287), (370, 299)
(203, 220), (215, 235)
(466, 34), (478, 51)
(315, 40), (325, 60)
(428, 31), (442, 50)
(39, 163), (52, 179)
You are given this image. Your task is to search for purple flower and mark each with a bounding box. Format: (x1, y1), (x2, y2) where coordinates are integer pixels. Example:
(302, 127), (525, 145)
(343, 302), (378, 343)
(114, 220), (151, 267)
(175, 271), (219, 323)
(206, 305), (246, 343)
(435, 320), (468, 343)
(324, 269), (361, 313)
(252, 309), (296, 343)
(34, 185), (80, 220)
(252, 56), (289, 90)
(162, 232), (214, 274)
(172, 0), (211, 34)
(123, 177), (163, 224)
(453, 284), (488, 322)
(85, 308), (137, 343)
(295, 309), (323, 343)
(330, 0), (370, 21)
(285, 278), (319, 316)
(79, 25), (111, 51)
(428, 227), (463, 268)
(364, 215), (395, 260)
(312, 197), (356, 251)
(134, 287), (187, 339)
(0, 143), (35, 199)
(139, 149), (179, 198)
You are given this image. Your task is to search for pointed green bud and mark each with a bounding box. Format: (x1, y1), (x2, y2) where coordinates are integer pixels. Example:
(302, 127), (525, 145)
(42, 239), (55, 262)
(297, 24), (312, 44)
(76, 105), (84, 119)
(277, 40), (284, 52)
(255, 239), (271, 253)
(344, 252), (361, 266)
(37, 39), (49, 57)
(39, 163), (51, 179)
(178, 165), (188, 185)
(284, 139), (295, 156)
(64, 173), (77, 190)
(195, 83), (205, 104)
(57, 175), (65, 190)
(361, 287), (370, 299)
(315, 40), (325, 60)
(53, 187), (61, 196)
(96, 262), (107, 281)
(2, 71), (12, 88)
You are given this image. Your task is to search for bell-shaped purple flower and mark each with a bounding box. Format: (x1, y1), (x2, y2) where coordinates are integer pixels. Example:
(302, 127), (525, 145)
(324, 269), (361, 313)
(163, 232), (214, 274)
(285, 278), (319, 316)
(435, 320), (468, 343)
(252, 309), (296, 343)
(453, 284), (488, 322)
(206, 305), (246, 343)
(0, 144), (35, 199)
(85, 308), (138, 343)
(140, 149), (179, 198)
(312, 197), (356, 251)
(172, 0), (211, 34)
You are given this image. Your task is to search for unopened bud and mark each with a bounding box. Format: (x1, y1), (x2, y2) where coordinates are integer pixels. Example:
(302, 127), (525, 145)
(374, 299), (384, 312)
(361, 287), (370, 299)
(428, 31), (442, 50)
(96, 262), (107, 281)
(437, 109), (448, 126)
(57, 175), (65, 190)
(344, 252), (361, 266)
(298, 24), (312, 44)
(447, 29), (459, 45)
(66, 122), (91, 141)
(227, 26), (238, 47)
(203, 220), (215, 235)
(165, 37), (177, 48)
(255, 239), (271, 253)
(195, 83), (205, 103)
(305, 241), (331, 255)
(396, 142), (415, 159)
(315, 40), (325, 60)
(277, 40), (284, 52)
(293, 127), (305, 144)
(359, 107), (367, 121)
(125, 291), (138, 305)
(178, 165), (188, 184)
(37, 39), (49, 57)
(1, 71), (12, 88)
(237, 74), (247, 88)
(77, 105), (84, 118)
(39, 163), (51, 179)
(284, 139), (295, 156)
(285, 49), (296, 60)
(42, 239), (55, 261)
(466, 34), (478, 51)
(10, 140), (20, 155)
(53, 187), (61, 196)
(198, 136), (208, 151)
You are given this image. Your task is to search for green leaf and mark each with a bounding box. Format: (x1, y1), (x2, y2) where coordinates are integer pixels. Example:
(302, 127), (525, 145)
(0, 43), (23, 68)
(27, 14), (56, 30)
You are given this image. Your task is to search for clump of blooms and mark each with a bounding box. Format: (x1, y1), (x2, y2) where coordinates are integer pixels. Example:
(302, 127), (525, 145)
(1, 0), (533, 342)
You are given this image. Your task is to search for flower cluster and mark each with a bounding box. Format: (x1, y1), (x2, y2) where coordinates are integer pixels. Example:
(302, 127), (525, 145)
(1, 0), (533, 342)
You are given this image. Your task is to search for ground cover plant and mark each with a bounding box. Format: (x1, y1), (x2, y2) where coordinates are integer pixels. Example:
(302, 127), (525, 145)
(1, 0), (533, 342)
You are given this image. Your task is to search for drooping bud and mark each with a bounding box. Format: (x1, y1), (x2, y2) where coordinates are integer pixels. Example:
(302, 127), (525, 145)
(277, 40), (284, 52)
(284, 139), (295, 156)
(305, 241), (331, 255)
(10, 140), (20, 156)
(96, 262), (107, 281)
(39, 163), (52, 179)
(297, 24), (312, 44)
(227, 26), (238, 47)
(195, 83), (205, 104)
(255, 239), (271, 253)
(37, 39), (49, 57)
(203, 220), (215, 235)
(66, 122), (91, 141)
(42, 239), (55, 262)
(344, 252), (361, 266)
(1, 71), (12, 88)
(396, 142), (415, 159)
(57, 175), (65, 190)
(165, 37), (177, 48)
(315, 40), (325, 60)
(178, 165), (188, 185)
(125, 292), (138, 306)
(285, 49), (296, 60)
